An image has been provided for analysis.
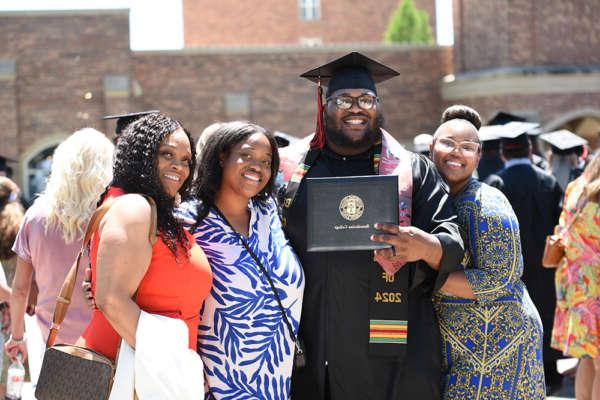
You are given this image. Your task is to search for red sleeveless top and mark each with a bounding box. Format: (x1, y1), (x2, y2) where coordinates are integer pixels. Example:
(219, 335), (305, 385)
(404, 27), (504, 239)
(80, 187), (212, 360)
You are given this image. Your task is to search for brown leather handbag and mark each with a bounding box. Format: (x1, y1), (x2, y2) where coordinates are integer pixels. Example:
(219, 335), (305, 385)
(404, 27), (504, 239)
(542, 229), (565, 268)
(542, 201), (585, 268)
(35, 195), (157, 400)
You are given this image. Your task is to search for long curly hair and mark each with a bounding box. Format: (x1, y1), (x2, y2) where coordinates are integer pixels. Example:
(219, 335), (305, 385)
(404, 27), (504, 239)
(41, 128), (114, 243)
(112, 112), (196, 255)
(191, 121), (279, 224)
(0, 177), (24, 260)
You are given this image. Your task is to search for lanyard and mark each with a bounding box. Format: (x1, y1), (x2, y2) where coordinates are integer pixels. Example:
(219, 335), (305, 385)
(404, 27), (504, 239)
(212, 206), (301, 349)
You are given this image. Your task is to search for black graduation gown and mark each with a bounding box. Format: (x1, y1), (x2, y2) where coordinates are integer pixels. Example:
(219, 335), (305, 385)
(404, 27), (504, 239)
(476, 153), (504, 182)
(486, 163), (563, 364)
(284, 148), (464, 400)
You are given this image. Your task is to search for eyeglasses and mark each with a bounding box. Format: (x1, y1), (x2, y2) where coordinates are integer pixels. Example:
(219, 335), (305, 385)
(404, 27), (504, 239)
(327, 94), (379, 110)
(435, 138), (480, 155)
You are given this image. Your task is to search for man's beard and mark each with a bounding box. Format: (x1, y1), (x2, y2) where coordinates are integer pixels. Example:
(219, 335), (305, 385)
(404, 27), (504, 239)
(324, 112), (385, 152)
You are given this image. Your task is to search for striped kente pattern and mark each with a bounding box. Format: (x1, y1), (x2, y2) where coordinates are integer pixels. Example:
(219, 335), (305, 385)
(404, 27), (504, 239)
(369, 319), (407, 344)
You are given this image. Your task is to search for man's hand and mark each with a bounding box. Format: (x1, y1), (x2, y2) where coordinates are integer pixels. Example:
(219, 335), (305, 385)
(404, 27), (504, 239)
(371, 223), (443, 270)
(82, 267), (96, 309)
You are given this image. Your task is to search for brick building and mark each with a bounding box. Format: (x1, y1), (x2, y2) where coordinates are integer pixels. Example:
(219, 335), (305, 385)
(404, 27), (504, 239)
(445, 0), (600, 137)
(182, 0), (436, 47)
(1, 1), (599, 201)
(0, 8), (447, 201)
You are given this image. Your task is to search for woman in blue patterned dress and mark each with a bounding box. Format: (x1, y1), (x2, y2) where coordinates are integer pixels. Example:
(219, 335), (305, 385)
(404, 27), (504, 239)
(430, 107), (546, 399)
(178, 121), (304, 399)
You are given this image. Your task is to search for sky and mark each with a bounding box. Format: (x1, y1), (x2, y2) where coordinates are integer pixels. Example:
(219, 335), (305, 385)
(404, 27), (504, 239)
(0, 0), (453, 50)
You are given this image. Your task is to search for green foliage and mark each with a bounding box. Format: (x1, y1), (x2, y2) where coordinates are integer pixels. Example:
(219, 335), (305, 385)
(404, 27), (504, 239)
(384, 0), (434, 44)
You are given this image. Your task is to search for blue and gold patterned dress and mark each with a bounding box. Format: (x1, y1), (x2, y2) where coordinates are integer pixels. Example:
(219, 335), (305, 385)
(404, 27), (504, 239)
(433, 179), (546, 399)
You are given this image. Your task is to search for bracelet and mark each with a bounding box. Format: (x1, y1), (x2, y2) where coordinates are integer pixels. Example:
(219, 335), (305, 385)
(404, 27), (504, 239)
(8, 334), (26, 344)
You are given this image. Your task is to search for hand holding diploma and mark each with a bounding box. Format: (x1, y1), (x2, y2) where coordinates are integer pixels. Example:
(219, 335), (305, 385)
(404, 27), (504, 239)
(371, 223), (443, 273)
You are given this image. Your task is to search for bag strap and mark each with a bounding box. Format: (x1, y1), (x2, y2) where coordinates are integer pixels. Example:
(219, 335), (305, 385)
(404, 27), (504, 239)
(213, 206), (301, 349)
(46, 194), (157, 347)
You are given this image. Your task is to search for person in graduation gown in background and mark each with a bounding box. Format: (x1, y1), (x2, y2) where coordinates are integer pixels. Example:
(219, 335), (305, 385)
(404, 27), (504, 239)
(474, 111), (517, 181)
(276, 52), (464, 400)
(540, 129), (589, 191)
(485, 123), (564, 392)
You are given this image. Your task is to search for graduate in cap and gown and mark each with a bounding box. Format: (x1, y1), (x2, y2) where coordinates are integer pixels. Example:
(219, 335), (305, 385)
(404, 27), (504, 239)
(476, 111), (547, 180)
(277, 52), (464, 400)
(540, 129), (589, 191)
(486, 122), (564, 392)
(526, 126), (549, 171)
(475, 111), (522, 181)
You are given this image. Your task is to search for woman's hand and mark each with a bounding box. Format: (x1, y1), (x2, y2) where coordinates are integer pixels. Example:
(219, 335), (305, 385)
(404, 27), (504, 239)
(371, 223), (443, 270)
(4, 335), (27, 363)
(82, 267), (96, 309)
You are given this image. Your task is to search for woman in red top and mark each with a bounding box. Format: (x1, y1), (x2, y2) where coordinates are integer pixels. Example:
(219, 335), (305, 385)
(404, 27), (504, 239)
(78, 112), (212, 361)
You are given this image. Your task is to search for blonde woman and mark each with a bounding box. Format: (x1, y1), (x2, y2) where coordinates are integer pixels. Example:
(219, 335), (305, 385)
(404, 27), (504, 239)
(5, 128), (114, 363)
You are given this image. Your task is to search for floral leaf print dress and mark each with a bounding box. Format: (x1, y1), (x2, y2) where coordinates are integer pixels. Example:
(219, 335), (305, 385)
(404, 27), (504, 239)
(178, 197), (304, 400)
(551, 177), (600, 359)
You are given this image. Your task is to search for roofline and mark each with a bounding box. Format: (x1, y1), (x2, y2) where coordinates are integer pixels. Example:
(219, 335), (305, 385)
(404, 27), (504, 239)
(134, 43), (451, 56)
(455, 64), (600, 80)
(0, 9), (129, 17)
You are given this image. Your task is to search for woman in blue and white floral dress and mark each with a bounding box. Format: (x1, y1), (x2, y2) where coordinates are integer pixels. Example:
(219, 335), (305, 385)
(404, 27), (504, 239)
(179, 121), (304, 400)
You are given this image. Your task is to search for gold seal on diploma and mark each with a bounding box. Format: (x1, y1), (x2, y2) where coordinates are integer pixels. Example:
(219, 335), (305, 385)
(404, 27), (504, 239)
(339, 195), (365, 221)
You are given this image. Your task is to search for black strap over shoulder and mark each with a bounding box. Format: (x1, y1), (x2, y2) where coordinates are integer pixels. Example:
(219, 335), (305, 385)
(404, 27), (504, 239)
(212, 206), (301, 350)
(279, 141), (382, 226)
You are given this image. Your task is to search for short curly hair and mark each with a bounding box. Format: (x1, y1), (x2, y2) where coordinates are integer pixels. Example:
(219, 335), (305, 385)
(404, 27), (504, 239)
(192, 121), (279, 224)
(112, 112), (196, 255)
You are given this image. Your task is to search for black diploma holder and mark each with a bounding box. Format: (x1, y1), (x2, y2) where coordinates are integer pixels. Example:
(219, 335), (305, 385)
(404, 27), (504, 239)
(306, 175), (398, 251)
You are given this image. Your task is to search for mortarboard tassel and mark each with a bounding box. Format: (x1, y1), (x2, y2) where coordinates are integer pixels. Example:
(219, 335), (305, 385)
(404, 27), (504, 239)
(309, 80), (325, 150)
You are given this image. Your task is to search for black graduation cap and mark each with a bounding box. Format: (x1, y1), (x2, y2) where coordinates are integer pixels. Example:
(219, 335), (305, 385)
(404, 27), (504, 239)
(539, 130), (588, 155)
(526, 126), (542, 136)
(478, 125), (501, 142)
(496, 122), (540, 150)
(273, 131), (299, 148)
(102, 110), (160, 135)
(475, 125), (503, 152)
(301, 52), (400, 96)
(486, 111), (526, 126)
(300, 52), (399, 149)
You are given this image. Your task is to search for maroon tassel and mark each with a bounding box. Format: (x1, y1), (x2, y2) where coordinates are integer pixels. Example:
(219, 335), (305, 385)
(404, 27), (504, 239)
(310, 80), (325, 150)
